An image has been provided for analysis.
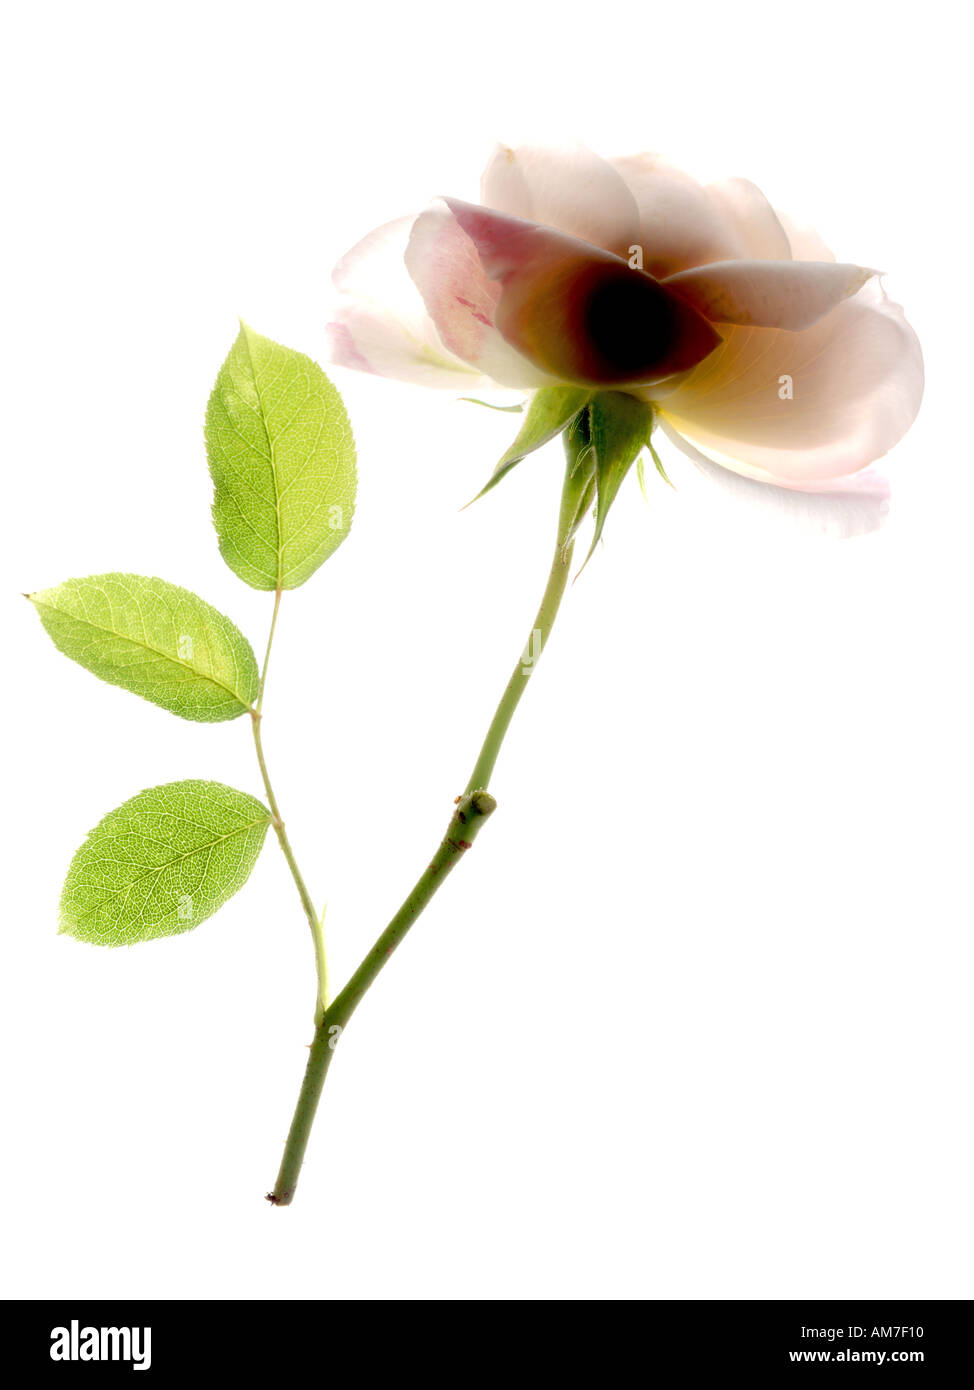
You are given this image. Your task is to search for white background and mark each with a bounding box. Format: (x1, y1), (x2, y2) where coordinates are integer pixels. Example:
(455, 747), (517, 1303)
(3, 0), (970, 1300)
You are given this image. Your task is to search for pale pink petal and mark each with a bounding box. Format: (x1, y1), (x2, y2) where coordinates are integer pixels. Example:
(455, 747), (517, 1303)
(327, 217), (496, 388)
(438, 197), (606, 283)
(775, 210), (836, 262)
(325, 305), (496, 390)
(610, 153), (747, 275)
(331, 215), (417, 297)
(653, 285), (923, 483)
(663, 259), (876, 330)
(706, 177), (793, 260)
(656, 419), (891, 538)
(404, 201), (558, 389)
(428, 198), (720, 388)
(480, 142), (641, 257)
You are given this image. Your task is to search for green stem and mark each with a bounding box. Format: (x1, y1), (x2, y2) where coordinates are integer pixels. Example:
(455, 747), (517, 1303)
(252, 589), (329, 1022)
(464, 470), (581, 794)
(268, 442), (591, 1206)
(268, 787), (497, 1206)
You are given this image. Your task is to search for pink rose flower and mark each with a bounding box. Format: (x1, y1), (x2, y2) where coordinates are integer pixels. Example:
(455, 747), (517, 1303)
(327, 144), (923, 536)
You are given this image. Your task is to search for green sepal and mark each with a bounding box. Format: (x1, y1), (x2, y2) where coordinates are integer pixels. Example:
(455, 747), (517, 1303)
(468, 386), (592, 504)
(558, 407), (598, 553)
(636, 454), (649, 502)
(636, 432), (673, 502)
(579, 392), (657, 571)
(459, 397), (525, 413)
(647, 435), (673, 488)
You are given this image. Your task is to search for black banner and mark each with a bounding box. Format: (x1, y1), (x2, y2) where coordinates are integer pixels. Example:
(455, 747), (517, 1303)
(5, 1299), (969, 1378)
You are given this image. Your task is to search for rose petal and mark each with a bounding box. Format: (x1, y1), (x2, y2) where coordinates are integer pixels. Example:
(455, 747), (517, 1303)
(480, 142), (641, 257)
(331, 215), (415, 297)
(325, 304), (495, 389)
(706, 178), (793, 260)
(656, 419), (892, 538)
(327, 217), (495, 388)
(663, 259), (876, 330)
(775, 210), (836, 262)
(652, 286), (923, 483)
(431, 197), (721, 388)
(404, 200), (558, 389)
(610, 153), (746, 275)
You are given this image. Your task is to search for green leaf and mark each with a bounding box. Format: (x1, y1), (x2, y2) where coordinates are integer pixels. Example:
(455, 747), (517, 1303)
(205, 323), (357, 590)
(470, 386), (592, 503)
(28, 574), (259, 721)
(60, 780), (272, 946)
(579, 393), (656, 571)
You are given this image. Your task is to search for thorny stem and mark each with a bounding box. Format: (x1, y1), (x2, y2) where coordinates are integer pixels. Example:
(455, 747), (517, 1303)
(463, 466), (583, 795)
(252, 588), (329, 1023)
(268, 446), (589, 1206)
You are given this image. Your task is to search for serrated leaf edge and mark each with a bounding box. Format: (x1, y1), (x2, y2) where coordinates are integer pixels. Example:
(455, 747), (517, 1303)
(59, 780), (273, 946)
(27, 580), (257, 715)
